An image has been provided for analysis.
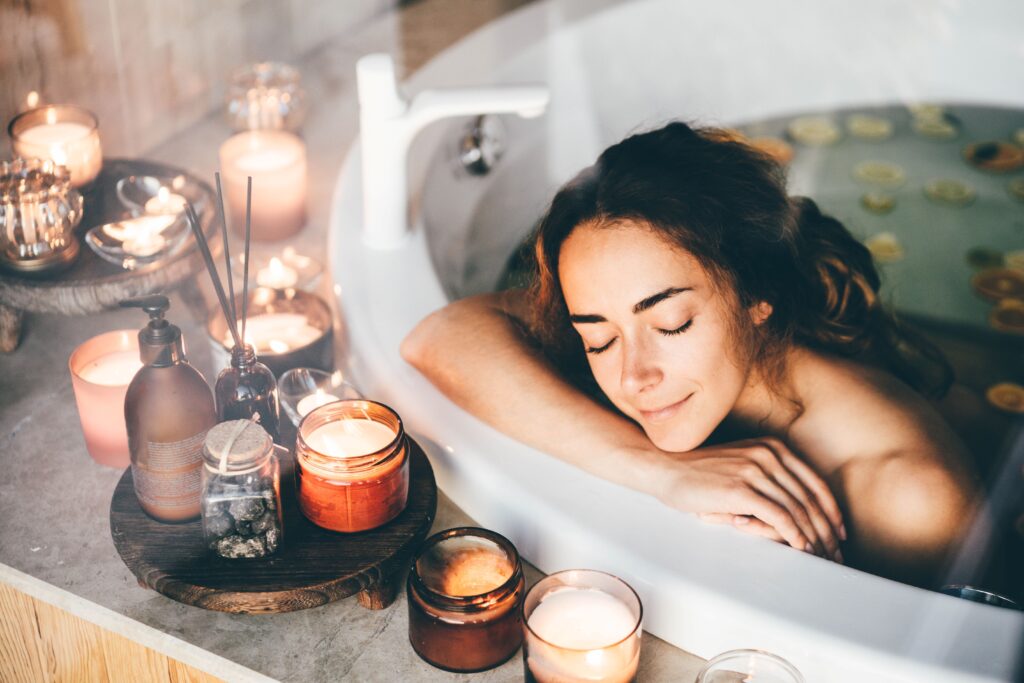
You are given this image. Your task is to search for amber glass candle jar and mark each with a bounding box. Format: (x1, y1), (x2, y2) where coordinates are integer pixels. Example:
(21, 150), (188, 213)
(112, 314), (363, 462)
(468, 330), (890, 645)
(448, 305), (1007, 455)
(408, 527), (525, 672)
(295, 399), (409, 532)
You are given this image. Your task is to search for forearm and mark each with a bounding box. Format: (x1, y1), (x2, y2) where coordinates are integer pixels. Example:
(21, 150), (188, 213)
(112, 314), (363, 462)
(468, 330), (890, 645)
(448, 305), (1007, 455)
(401, 292), (669, 499)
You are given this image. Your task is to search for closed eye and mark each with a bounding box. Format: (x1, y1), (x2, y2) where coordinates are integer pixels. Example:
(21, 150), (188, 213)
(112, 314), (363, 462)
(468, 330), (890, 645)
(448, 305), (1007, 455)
(659, 320), (693, 336)
(585, 338), (617, 355)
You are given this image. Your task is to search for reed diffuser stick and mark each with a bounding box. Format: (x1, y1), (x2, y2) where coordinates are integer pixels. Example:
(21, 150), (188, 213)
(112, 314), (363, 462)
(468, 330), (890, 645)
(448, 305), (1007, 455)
(214, 172), (238, 339)
(242, 176), (252, 344)
(185, 204), (242, 349)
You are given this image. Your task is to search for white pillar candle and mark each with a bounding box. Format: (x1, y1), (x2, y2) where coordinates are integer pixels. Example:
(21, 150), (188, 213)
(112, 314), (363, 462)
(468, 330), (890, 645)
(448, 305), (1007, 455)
(219, 130), (307, 241)
(296, 389), (340, 417)
(77, 349), (142, 386)
(11, 107), (103, 187)
(256, 256), (298, 289)
(305, 419), (396, 458)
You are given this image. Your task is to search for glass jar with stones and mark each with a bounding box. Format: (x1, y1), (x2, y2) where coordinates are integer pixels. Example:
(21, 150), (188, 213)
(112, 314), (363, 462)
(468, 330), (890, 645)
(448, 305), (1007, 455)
(201, 420), (282, 559)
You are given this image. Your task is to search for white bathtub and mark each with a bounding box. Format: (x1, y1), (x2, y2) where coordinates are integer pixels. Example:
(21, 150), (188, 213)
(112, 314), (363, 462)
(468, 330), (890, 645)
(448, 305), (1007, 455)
(329, 1), (1024, 680)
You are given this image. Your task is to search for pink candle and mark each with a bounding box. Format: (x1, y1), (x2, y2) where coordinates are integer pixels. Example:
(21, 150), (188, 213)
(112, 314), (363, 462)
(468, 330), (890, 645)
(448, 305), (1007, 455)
(9, 106), (103, 188)
(219, 130), (307, 241)
(69, 330), (141, 468)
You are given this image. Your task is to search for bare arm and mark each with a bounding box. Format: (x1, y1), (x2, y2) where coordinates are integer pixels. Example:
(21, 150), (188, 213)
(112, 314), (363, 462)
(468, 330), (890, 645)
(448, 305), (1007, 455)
(402, 290), (843, 557)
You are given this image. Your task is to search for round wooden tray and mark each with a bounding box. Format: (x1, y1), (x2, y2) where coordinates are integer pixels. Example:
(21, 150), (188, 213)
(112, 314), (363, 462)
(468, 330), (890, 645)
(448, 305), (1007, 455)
(110, 438), (438, 614)
(0, 158), (218, 351)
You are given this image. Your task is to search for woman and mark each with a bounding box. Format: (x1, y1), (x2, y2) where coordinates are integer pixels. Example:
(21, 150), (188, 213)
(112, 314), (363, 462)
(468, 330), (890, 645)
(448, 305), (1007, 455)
(402, 122), (977, 584)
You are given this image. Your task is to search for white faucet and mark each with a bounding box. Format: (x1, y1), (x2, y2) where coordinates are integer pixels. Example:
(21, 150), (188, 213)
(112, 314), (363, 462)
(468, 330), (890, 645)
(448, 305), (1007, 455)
(356, 53), (549, 249)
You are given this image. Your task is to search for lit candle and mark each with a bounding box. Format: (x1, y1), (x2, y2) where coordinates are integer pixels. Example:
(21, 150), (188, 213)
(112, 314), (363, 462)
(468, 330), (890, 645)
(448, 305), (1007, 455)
(224, 312), (324, 355)
(144, 186), (188, 216)
(295, 400), (410, 533)
(9, 106), (103, 187)
(219, 130), (307, 241)
(523, 571), (643, 683)
(69, 330), (141, 468)
(102, 215), (175, 257)
(305, 418), (396, 457)
(296, 389), (340, 417)
(256, 256), (299, 289)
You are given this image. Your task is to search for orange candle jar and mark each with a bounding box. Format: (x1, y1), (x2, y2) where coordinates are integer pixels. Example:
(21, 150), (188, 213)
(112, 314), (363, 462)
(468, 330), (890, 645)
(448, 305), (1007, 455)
(295, 399), (409, 532)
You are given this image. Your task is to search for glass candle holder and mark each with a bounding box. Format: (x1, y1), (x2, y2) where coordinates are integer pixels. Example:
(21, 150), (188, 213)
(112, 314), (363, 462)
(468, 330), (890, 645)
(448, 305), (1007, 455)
(408, 527), (526, 672)
(207, 287), (333, 378)
(69, 329), (142, 468)
(278, 368), (362, 427)
(696, 649), (804, 683)
(231, 245), (324, 291)
(8, 105), (103, 188)
(0, 158), (83, 274)
(295, 399), (410, 533)
(226, 62), (308, 132)
(523, 570), (643, 683)
(218, 130), (307, 241)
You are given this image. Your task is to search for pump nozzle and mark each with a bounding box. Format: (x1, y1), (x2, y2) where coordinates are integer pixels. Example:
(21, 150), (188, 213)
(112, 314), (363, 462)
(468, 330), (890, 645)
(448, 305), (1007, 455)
(120, 294), (170, 321)
(121, 294), (183, 367)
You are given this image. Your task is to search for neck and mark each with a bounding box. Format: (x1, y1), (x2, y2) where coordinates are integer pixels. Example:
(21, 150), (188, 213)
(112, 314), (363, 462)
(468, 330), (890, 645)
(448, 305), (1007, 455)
(726, 347), (804, 438)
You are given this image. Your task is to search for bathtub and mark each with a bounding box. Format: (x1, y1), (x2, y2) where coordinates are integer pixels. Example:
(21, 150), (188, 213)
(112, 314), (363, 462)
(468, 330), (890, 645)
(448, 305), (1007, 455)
(329, 1), (1024, 680)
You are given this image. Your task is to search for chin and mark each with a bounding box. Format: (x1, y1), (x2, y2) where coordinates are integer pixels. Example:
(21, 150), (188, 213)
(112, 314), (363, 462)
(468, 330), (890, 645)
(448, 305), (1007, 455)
(644, 423), (708, 454)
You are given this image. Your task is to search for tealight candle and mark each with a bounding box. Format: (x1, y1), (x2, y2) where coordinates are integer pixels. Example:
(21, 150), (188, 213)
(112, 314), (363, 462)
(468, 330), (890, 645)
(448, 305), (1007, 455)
(101, 215), (176, 258)
(144, 186), (187, 216)
(295, 400), (409, 532)
(69, 330), (142, 468)
(408, 528), (526, 673)
(523, 570), (643, 683)
(219, 130), (306, 241)
(256, 256), (299, 289)
(296, 389), (340, 417)
(8, 105), (103, 187)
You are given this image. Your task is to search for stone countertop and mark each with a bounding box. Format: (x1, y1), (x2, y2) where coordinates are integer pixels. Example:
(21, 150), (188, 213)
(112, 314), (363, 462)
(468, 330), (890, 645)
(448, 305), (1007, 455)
(0, 1), (704, 680)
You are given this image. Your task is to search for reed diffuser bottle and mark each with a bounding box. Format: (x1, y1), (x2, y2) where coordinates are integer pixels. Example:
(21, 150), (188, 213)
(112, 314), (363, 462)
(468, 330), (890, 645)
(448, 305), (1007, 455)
(122, 295), (216, 523)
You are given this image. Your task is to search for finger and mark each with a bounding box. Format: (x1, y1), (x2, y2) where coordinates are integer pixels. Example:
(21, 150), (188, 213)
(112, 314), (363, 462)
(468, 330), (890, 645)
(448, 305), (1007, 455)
(778, 451), (846, 541)
(765, 464), (840, 559)
(730, 516), (785, 543)
(735, 488), (811, 553)
(739, 464), (824, 556)
(697, 512), (738, 525)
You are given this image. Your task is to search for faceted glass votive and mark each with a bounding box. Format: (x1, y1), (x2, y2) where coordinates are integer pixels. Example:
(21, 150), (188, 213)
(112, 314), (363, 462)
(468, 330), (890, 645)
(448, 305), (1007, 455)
(8, 105), (102, 188)
(278, 368), (362, 428)
(207, 287), (333, 378)
(69, 329), (142, 467)
(696, 649), (804, 683)
(523, 570), (643, 683)
(0, 158), (83, 274)
(295, 399), (410, 533)
(226, 62), (308, 132)
(408, 527), (526, 672)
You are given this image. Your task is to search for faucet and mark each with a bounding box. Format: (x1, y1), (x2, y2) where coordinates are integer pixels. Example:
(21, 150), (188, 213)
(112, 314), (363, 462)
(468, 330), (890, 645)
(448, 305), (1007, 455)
(356, 53), (549, 249)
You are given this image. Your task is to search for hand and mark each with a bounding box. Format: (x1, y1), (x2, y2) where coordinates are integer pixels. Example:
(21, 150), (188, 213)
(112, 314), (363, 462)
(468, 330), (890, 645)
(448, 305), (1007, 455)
(657, 437), (846, 561)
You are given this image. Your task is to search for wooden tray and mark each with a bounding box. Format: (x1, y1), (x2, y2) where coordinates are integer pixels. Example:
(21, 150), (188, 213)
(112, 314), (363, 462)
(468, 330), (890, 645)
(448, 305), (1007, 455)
(0, 158), (218, 351)
(110, 438), (438, 614)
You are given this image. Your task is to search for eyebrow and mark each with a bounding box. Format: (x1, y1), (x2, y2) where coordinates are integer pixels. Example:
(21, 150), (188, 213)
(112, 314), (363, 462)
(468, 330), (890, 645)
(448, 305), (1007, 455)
(569, 286), (693, 324)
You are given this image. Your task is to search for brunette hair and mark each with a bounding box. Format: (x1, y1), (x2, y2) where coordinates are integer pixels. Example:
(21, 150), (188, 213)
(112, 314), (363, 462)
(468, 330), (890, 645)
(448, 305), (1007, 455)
(527, 121), (952, 400)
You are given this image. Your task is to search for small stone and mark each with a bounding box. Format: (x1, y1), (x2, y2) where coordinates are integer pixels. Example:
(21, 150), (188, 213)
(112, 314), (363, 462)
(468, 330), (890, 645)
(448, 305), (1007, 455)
(205, 513), (233, 538)
(264, 527), (280, 554)
(215, 535), (267, 559)
(229, 497), (266, 522)
(235, 519), (253, 536)
(202, 498), (229, 517)
(260, 489), (277, 511)
(251, 511), (278, 534)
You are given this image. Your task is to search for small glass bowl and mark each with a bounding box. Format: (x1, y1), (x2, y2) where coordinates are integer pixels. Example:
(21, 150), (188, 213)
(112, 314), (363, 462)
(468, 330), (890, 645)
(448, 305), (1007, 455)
(278, 368), (362, 427)
(696, 649), (804, 683)
(226, 62), (308, 132)
(85, 213), (190, 270)
(115, 173), (208, 217)
(0, 158), (83, 274)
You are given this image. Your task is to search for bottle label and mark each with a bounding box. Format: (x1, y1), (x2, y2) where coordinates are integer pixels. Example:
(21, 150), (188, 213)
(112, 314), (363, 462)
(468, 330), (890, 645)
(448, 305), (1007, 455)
(132, 430), (207, 513)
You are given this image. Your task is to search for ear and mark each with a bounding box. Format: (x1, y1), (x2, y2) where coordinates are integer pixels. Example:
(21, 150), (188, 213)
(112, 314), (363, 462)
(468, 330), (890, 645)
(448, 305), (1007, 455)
(748, 301), (773, 326)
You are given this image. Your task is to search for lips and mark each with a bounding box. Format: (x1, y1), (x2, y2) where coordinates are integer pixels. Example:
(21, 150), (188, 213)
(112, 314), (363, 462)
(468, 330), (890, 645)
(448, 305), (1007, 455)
(637, 393), (693, 423)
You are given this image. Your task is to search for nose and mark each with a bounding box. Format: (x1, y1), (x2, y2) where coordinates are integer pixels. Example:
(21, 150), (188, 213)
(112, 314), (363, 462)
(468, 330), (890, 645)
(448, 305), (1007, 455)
(620, 336), (662, 396)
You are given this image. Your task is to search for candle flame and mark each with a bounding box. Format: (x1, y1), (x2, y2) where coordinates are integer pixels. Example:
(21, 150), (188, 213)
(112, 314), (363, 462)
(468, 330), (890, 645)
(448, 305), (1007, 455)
(268, 256), (285, 274)
(50, 145), (67, 166)
(25, 91), (39, 109)
(45, 108), (57, 125)
(269, 339), (290, 354)
(157, 186), (170, 203)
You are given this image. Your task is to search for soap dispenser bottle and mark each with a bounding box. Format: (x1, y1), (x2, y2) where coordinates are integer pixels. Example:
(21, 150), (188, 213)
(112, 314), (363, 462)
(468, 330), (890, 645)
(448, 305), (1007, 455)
(122, 295), (216, 523)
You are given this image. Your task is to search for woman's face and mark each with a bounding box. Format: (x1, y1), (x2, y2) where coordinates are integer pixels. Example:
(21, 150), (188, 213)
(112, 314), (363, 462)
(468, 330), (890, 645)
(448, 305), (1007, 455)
(559, 220), (758, 452)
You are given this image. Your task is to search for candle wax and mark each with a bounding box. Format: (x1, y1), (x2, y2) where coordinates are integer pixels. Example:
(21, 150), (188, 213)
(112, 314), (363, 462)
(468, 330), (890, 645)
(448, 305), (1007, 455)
(296, 391), (340, 417)
(306, 419), (396, 458)
(78, 350), (142, 386)
(144, 188), (188, 215)
(440, 548), (514, 597)
(18, 121), (91, 145)
(225, 312), (323, 354)
(528, 588), (636, 649)
(235, 148), (298, 172)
